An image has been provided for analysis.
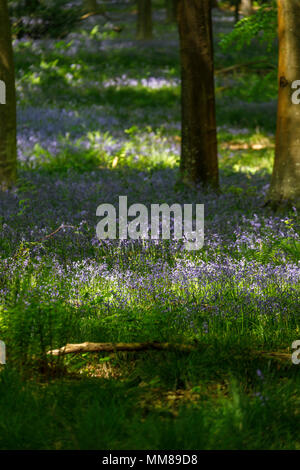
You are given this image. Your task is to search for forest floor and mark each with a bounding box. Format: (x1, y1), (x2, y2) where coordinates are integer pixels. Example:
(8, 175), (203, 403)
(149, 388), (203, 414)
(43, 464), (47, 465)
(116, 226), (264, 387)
(0, 2), (299, 449)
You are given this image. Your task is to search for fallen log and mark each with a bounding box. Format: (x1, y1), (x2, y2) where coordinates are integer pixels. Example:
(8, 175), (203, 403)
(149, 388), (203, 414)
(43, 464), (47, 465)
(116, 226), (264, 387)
(47, 343), (294, 365)
(47, 341), (198, 356)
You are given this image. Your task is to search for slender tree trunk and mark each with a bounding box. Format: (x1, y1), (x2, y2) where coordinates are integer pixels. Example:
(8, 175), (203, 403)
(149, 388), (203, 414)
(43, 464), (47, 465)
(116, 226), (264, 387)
(268, 0), (300, 205)
(234, 0), (240, 23)
(136, 0), (153, 40)
(177, 0), (219, 189)
(165, 0), (177, 23)
(0, 0), (17, 190)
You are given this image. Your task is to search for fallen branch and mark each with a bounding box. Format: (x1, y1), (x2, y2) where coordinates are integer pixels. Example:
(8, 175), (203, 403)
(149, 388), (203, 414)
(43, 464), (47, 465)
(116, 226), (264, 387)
(47, 341), (198, 356)
(80, 8), (111, 21)
(252, 350), (293, 362)
(47, 342), (294, 364)
(220, 142), (274, 151)
(39, 224), (77, 242)
(80, 11), (100, 20)
(215, 60), (275, 75)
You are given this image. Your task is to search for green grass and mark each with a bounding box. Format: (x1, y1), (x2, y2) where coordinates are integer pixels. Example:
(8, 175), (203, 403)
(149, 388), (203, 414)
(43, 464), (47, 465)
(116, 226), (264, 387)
(0, 349), (299, 450)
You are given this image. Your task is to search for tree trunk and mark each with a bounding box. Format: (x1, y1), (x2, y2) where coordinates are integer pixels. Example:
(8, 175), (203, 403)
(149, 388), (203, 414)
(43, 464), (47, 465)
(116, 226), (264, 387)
(136, 0), (153, 40)
(165, 0), (177, 23)
(210, 0), (219, 9)
(0, 0), (17, 190)
(268, 0), (300, 205)
(177, 0), (219, 189)
(234, 0), (240, 23)
(240, 0), (253, 16)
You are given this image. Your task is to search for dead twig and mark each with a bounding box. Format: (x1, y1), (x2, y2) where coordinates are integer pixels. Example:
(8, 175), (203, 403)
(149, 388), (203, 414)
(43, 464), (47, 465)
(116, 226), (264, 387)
(39, 224), (77, 242)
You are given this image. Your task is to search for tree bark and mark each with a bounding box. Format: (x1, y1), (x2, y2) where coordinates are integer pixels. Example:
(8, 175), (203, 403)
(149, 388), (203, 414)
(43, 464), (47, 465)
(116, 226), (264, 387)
(268, 0), (300, 205)
(136, 0), (153, 40)
(177, 0), (219, 189)
(0, 0), (17, 190)
(210, 0), (219, 9)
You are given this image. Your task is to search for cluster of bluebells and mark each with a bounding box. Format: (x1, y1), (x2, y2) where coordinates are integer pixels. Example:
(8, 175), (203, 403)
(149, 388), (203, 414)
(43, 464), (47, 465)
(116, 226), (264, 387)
(0, 202), (298, 338)
(0, 4), (299, 343)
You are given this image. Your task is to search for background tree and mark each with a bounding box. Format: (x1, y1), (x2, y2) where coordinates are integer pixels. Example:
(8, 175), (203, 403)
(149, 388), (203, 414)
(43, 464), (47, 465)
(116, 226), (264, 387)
(0, 0), (17, 190)
(268, 0), (300, 205)
(177, 0), (219, 189)
(240, 0), (253, 16)
(165, 0), (177, 23)
(137, 0), (153, 40)
(232, 0), (253, 23)
(233, 0), (240, 23)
